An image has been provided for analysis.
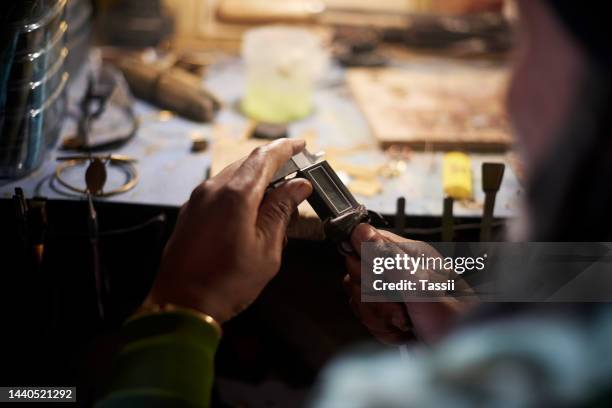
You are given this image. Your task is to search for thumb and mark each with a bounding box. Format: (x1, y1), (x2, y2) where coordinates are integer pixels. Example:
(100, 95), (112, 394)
(350, 223), (383, 257)
(257, 178), (312, 247)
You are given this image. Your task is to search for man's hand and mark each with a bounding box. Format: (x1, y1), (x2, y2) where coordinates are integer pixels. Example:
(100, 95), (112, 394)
(145, 139), (312, 323)
(345, 224), (476, 343)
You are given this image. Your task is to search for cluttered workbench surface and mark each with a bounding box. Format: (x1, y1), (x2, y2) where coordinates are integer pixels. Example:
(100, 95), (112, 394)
(0, 49), (522, 222)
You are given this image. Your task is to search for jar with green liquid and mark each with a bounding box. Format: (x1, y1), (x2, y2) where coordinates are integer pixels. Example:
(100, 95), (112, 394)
(241, 26), (328, 124)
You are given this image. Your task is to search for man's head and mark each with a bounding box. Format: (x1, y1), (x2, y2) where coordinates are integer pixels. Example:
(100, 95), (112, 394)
(508, 0), (587, 171)
(509, 0), (612, 240)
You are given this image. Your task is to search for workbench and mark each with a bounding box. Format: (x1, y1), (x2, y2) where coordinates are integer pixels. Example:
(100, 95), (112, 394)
(0, 49), (522, 404)
(0, 52), (522, 225)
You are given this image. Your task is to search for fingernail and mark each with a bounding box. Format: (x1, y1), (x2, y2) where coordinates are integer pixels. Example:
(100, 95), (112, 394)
(294, 179), (312, 200)
(292, 139), (306, 152)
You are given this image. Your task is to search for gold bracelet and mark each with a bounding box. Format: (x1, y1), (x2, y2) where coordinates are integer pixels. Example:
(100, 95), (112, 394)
(131, 303), (222, 338)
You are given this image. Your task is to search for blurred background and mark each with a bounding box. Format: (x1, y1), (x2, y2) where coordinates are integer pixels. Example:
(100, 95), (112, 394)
(1, 1), (522, 406)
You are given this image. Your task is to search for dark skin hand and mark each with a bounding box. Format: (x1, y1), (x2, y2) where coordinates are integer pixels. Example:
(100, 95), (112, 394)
(145, 138), (312, 323)
(145, 138), (472, 341)
(345, 224), (477, 344)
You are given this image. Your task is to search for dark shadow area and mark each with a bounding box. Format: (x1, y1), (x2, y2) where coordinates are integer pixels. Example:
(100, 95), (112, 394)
(0, 198), (505, 407)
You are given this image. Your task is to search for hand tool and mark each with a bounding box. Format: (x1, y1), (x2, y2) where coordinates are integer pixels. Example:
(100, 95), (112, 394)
(442, 152), (473, 241)
(271, 149), (385, 254)
(395, 197), (406, 236)
(442, 196), (454, 242)
(480, 162), (505, 241)
(12, 188), (48, 267)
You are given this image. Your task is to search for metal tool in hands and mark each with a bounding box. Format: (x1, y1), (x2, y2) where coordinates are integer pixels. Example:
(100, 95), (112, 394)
(480, 162), (505, 242)
(271, 149), (380, 254)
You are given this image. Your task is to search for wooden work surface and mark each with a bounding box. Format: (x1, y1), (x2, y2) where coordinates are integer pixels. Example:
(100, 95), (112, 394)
(347, 66), (512, 151)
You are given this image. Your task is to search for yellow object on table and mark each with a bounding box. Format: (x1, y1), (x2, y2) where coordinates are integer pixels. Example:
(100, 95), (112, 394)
(443, 152), (473, 200)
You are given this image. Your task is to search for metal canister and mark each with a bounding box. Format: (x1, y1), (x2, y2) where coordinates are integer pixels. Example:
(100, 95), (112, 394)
(0, 0), (68, 179)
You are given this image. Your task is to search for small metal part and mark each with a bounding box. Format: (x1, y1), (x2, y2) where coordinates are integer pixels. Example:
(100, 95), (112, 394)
(337, 51), (388, 68)
(85, 157), (107, 195)
(12, 189), (48, 267)
(27, 197), (48, 261)
(252, 123), (288, 140)
(87, 192), (105, 320)
(271, 150), (324, 183)
(442, 196), (454, 242)
(191, 137), (209, 153)
(324, 204), (370, 254)
(62, 136), (85, 150)
(57, 154), (138, 163)
(272, 149), (371, 253)
(12, 188), (28, 249)
(480, 162), (505, 241)
(395, 197), (406, 236)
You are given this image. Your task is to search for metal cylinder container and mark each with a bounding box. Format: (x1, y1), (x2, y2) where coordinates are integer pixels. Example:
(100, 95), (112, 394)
(0, 0), (68, 179)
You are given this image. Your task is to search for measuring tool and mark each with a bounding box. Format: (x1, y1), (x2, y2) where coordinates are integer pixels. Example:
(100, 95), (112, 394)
(271, 149), (384, 254)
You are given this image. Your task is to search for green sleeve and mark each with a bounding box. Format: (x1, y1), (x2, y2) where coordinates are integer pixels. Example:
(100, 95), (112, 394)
(95, 311), (220, 408)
